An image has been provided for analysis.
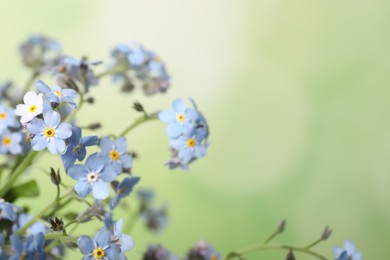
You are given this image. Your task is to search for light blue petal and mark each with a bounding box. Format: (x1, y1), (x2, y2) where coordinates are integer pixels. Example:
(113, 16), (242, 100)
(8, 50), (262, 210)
(172, 99), (186, 112)
(158, 110), (175, 123)
(47, 138), (66, 154)
(69, 126), (82, 144)
(179, 148), (193, 163)
(166, 123), (181, 138)
(100, 137), (114, 152)
(92, 181), (110, 200)
(86, 153), (104, 173)
(75, 181), (91, 198)
(344, 241), (355, 255)
(55, 123), (72, 139)
(115, 137), (127, 153)
(77, 235), (94, 255)
(68, 165), (88, 180)
(104, 244), (121, 259)
(120, 234), (134, 252)
(94, 227), (111, 247)
(82, 136), (98, 146)
(170, 137), (184, 149)
(36, 80), (51, 94)
(43, 110), (60, 127)
(99, 165), (118, 182)
(2, 203), (17, 221)
(27, 119), (45, 135)
(194, 146), (207, 158)
(62, 88), (78, 99)
(31, 136), (48, 151)
(185, 109), (198, 121)
(120, 154), (132, 168)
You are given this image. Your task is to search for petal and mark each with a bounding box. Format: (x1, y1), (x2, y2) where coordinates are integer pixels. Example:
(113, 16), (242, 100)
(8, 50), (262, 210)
(31, 136), (48, 151)
(172, 98), (186, 112)
(120, 234), (134, 252)
(36, 80), (51, 94)
(92, 181), (110, 200)
(86, 153), (104, 173)
(120, 154), (132, 168)
(94, 227), (111, 247)
(104, 245), (121, 260)
(23, 91), (39, 104)
(2, 203), (17, 221)
(75, 181), (91, 199)
(81, 136), (98, 146)
(68, 165), (88, 180)
(170, 137), (184, 149)
(344, 241), (355, 255)
(185, 109), (199, 121)
(27, 119), (45, 134)
(179, 148), (193, 163)
(115, 137), (128, 153)
(62, 88), (78, 99)
(68, 126), (82, 144)
(194, 145), (207, 158)
(158, 110), (175, 123)
(43, 110), (60, 127)
(99, 165), (118, 182)
(47, 138), (66, 154)
(55, 123), (72, 139)
(100, 137), (114, 152)
(77, 235), (94, 255)
(14, 104), (28, 117)
(166, 123), (181, 138)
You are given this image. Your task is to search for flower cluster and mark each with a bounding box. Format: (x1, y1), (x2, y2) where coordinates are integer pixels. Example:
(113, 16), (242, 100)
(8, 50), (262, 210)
(159, 98), (209, 169)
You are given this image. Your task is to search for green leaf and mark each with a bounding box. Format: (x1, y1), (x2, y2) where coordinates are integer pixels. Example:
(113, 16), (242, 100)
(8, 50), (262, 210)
(5, 180), (39, 201)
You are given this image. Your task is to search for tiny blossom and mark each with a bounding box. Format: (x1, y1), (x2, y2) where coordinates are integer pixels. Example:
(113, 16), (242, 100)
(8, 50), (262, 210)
(109, 177), (140, 210)
(10, 232), (46, 260)
(68, 153), (117, 200)
(333, 240), (362, 260)
(27, 110), (72, 154)
(19, 34), (60, 70)
(159, 98), (199, 139)
(100, 136), (132, 174)
(53, 56), (101, 92)
(142, 244), (179, 260)
(61, 126), (98, 169)
(137, 189), (155, 211)
(185, 241), (221, 260)
(105, 217), (135, 254)
(141, 206), (168, 233)
(36, 80), (78, 108)
(14, 91), (44, 124)
(77, 227), (121, 260)
(170, 133), (207, 164)
(0, 105), (19, 132)
(0, 199), (21, 221)
(0, 130), (23, 155)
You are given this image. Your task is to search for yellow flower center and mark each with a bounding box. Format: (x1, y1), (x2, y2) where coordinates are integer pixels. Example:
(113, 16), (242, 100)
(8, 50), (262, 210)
(87, 171), (98, 183)
(109, 150), (119, 161)
(29, 105), (37, 113)
(44, 128), (55, 138)
(2, 137), (11, 145)
(0, 112), (6, 119)
(154, 56), (161, 63)
(92, 247), (105, 259)
(176, 113), (186, 123)
(53, 90), (63, 97)
(211, 256), (218, 260)
(186, 138), (196, 148)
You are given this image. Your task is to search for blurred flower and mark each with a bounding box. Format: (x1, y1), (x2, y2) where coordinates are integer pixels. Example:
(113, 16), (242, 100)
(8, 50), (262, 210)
(14, 213), (48, 236)
(185, 240), (221, 260)
(77, 202), (106, 223)
(159, 98), (198, 139)
(0, 130), (23, 155)
(137, 189), (155, 212)
(100, 136), (132, 174)
(0, 105), (19, 132)
(0, 199), (21, 221)
(68, 153), (117, 200)
(27, 110), (72, 154)
(141, 206), (168, 233)
(19, 34), (60, 71)
(14, 91), (44, 124)
(0, 81), (12, 101)
(170, 133), (207, 164)
(61, 126), (98, 169)
(336, 251), (348, 260)
(105, 217), (135, 255)
(78, 227), (121, 260)
(142, 244), (179, 260)
(333, 241), (362, 260)
(36, 80), (78, 108)
(10, 232), (46, 260)
(109, 177), (140, 210)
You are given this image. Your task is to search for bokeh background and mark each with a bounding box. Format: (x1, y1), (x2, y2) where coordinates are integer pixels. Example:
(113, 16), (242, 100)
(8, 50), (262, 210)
(1, 0), (389, 259)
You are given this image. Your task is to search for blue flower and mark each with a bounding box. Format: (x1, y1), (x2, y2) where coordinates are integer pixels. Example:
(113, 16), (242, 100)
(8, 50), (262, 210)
(0, 199), (21, 221)
(100, 137), (132, 174)
(336, 251), (348, 260)
(159, 99), (199, 139)
(141, 206), (168, 233)
(77, 227), (121, 260)
(105, 217), (135, 254)
(68, 153), (117, 200)
(10, 232), (46, 260)
(0, 130), (23, 155)
(185, 241), (221, 260)
(333, 241), (362, 260)
(27, 110), (72, 154)
(109, 177), (140, 210)
(15, 213), (48, 236)
(170, 133), (207, 164)
(0, 105), (19, 132)
(36, 80), (79, 108)
(61, 126), (98, 169)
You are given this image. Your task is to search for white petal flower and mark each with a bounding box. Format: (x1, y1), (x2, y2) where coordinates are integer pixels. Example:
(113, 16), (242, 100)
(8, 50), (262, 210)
(14, 91), (43, 123)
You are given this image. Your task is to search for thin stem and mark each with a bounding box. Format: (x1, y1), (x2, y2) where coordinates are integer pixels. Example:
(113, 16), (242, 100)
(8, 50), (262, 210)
(264, 230), (281, 244)
(0, 150), (38, 197)
(118, 113), (159, 137)
(97, 66), (127, 79)
(305, 238), (324, 249)
(17, 188), (74, 236)
(64, 219), (79, 229)
(225, 243), (329, 260)
(55, 185), (60, 201)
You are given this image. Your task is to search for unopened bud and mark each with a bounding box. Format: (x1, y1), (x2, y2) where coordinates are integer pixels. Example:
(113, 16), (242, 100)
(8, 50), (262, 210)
(50, 167), (61, 185)
(277, 219), (286, 233)
(48, 217), (64, 232)
(87, 122), (102, 130)
(286, 250), (295, 260)
(85, 97), (95, 104)
(132, 101), (144, 113)
(321, 226), (332, 240)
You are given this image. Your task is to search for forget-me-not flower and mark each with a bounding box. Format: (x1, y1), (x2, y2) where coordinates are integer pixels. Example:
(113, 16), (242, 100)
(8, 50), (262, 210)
(333, 240), (362, 260)
(36, 80), (78, 108)
(159, 99), (199, 139)
(27, 110), (72, 154)
(68, 153), (117, 200)
(10, 232), (46, 260)
(14, 213), (48, 236)
(0, 130), (23, 155)
(15, 91), (44, 124)
(109, 177), (140, 210)
(0, 199), (21, 221)
(105, 217), (135, 255)
(185, 241), (221, 260)
(0, 105), (19, 131)
(61, 126), (98, 169)
(77, 227), (121, 260)
(100, 137), (132, 174)
(170, 133), (207, 164)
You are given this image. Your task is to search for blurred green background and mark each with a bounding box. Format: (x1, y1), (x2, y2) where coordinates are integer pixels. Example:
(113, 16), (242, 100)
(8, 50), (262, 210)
(1, 0), (389, 259)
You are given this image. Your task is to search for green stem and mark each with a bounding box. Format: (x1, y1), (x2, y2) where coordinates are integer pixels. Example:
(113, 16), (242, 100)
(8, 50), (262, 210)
(64, 219), (79, 229)
(0, 150), (38, 197)
(225, 243), (329, 260)
(17, 188), (74, 236)
(305, 238), (324, 249)
(97, 66), (127, 79)
(264, 230), (280, 244)
(118, 113), (158, 137)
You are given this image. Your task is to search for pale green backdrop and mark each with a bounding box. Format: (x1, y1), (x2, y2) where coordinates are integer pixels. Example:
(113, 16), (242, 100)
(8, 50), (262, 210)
(0, 0), (389, 259)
